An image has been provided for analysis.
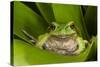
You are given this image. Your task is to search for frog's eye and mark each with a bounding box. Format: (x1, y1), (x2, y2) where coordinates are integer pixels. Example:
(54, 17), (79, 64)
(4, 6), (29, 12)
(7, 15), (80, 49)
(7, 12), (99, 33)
(65, 21), (74, 29)
(70, 23), (75, 29)
(48, 22), (60, 31)
(51, 24), (56, 30)
(48, 23), (56, 32)
(66, 21), (80, 35)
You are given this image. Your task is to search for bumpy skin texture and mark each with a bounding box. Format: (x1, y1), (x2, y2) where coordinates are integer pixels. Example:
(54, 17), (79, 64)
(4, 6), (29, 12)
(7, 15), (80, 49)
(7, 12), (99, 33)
(44, 35), (78, 55)
(36, 21), (86, 55)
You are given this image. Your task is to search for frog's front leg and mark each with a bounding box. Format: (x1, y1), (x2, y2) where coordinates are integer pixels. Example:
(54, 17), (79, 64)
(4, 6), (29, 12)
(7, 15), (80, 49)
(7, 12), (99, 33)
(73, 37), (86, 55)
(36, 33), (50, 49)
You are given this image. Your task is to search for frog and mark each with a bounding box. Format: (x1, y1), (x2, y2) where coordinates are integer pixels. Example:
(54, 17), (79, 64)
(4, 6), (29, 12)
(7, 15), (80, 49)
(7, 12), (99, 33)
(22, 21), (88, 55)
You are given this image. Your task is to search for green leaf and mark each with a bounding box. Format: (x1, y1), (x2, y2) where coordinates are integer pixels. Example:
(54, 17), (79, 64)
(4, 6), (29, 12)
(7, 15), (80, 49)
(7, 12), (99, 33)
(81, 6), (88, 16)
(13, 1), (48, 42)
(13, 39), (92, 66)
(52, 4), (88, 39)
(84, 6), (97, 37)
(36, 2), (55, 23)
(86, 36), (97, 61)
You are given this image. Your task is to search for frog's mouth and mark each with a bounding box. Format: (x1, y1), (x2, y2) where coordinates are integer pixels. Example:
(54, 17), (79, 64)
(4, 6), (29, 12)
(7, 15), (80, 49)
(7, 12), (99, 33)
(43, 35), (79, 55)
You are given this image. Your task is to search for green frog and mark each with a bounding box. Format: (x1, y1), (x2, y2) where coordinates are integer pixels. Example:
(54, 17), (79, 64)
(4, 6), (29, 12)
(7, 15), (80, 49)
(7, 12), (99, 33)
(22, 21), (87, 55)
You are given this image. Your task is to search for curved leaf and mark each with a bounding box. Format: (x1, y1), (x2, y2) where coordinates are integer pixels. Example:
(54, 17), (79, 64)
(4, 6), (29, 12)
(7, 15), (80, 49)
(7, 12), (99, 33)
(81, 6), (88, 16)
(84, 6), (97, 38)
(13, 1), (48, 42)
(36, 2), (55, 23)
(13, 39), (92, 66)
(86, 36), (97, 61)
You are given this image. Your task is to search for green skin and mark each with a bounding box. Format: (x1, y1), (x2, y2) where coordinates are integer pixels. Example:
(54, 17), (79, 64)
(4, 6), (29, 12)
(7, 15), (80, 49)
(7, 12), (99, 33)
(36, 21), (86, 55)
(22, 21), (86, 55)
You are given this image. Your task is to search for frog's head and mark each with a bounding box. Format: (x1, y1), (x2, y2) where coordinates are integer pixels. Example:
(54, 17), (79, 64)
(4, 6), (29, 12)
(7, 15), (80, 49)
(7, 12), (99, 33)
(50, 21), (77, 37)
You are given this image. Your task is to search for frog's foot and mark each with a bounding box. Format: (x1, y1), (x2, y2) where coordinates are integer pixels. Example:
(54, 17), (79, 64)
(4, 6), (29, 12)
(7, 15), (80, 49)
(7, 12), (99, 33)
(84, 40), (88, 48)
(21, 29), (37, 44)
(30, 40), (36, 44)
